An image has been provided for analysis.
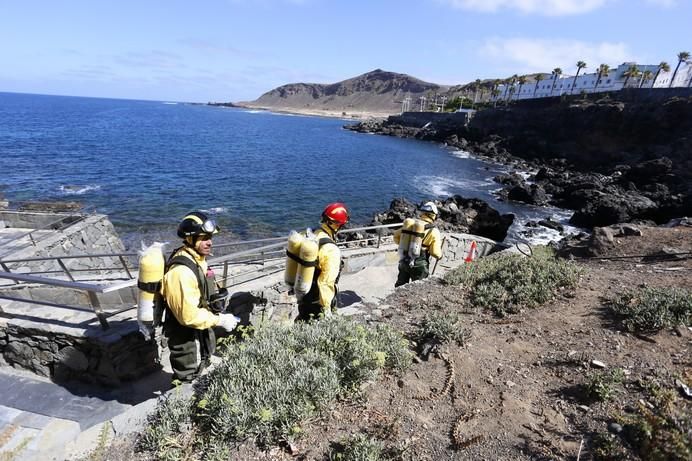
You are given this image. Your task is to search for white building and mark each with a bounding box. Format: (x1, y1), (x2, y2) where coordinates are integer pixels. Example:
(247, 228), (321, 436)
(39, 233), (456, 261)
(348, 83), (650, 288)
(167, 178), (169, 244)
(493, 61), (692, 102)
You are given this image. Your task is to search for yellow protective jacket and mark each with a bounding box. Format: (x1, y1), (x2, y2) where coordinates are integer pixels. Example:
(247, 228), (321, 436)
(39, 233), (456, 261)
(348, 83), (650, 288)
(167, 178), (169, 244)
(314, 224), (342, 309)
(161, 247), (220, 330)
(393, 215), (443, 260)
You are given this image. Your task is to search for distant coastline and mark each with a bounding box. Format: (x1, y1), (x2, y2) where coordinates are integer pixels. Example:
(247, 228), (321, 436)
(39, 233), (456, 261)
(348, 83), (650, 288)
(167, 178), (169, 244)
(217, 102), (393, 120)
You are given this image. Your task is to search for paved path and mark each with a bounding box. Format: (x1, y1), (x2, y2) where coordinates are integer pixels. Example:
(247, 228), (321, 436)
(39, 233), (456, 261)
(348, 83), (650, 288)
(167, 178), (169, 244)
(0, 366), (173, 460)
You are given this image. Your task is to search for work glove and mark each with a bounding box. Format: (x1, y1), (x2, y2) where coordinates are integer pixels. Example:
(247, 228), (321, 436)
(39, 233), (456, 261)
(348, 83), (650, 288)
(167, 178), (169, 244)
(217, 313), (239, 331)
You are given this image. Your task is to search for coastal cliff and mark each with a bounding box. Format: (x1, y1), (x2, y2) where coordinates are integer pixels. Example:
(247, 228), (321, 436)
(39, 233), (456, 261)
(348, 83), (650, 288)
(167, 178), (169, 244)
(346, 90), (692, 227)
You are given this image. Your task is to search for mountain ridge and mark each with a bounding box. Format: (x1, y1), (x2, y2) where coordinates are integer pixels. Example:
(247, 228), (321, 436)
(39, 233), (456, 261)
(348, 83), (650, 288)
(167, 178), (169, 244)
(236, 69), (452, 117)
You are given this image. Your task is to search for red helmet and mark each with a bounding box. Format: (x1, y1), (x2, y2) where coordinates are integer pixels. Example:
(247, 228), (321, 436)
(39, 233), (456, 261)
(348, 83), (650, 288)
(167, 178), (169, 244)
(322, 202), (350, 226)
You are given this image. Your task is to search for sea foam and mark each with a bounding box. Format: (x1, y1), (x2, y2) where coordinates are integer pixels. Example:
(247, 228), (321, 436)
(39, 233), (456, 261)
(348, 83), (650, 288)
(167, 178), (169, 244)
(59, 184), (101, 195)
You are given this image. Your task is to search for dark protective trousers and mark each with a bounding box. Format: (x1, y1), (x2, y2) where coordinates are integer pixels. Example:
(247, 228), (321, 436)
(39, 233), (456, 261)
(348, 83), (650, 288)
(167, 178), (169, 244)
(296, 281), (337, 322)
(163, 320), (216, 382)
(395, 257), (430, 287)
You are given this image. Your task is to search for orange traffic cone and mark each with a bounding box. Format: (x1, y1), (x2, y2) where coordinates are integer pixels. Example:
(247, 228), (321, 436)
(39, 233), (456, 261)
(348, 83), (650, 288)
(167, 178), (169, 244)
(464, 241), (478, 263)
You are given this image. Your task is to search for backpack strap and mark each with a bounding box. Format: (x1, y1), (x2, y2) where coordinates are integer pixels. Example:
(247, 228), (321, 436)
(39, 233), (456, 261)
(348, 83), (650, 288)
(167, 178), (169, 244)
(286, 250), (318, 267)
(420, 225), (437, 263)
(137, 280), (161, 293)
(318, 236), (336, 248)
(422, 224), (435, 249)
(316, 235), (344, 285)
(167, 254), (210, 310)
(168, 255), (203, 280)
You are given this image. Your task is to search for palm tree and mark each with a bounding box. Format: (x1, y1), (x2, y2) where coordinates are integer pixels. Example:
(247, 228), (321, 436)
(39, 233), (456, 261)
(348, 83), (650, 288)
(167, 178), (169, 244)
(505, 75), (518, 102)
(491, 88), (500, 107)
(473, 78), (482, 106)
(594, 64), (610, 91)
(490, 79), (501, 100)
(517, 75), (528, 99)
(571, 61), (587, 94)
(550, 68), (562, 95)
(669, 51), (690, 87)
(652, 61), (670, 87)
(639, 70), (653, 88)
(533, 73), (545, 97)
(508, 85), (516, 102)
(622, 64), (640, 88)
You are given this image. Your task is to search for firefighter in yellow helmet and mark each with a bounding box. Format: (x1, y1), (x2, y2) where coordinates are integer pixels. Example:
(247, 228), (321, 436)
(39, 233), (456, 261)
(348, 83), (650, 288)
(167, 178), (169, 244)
(393, 201), (443, 286)
(295, 202), (350, 322)
(160, 211), (238, 382)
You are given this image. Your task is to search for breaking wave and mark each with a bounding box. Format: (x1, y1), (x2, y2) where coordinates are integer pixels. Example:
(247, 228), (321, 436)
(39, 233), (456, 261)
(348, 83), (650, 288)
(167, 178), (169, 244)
(200, 207), (229, 215)
(58, 184), (101, 195)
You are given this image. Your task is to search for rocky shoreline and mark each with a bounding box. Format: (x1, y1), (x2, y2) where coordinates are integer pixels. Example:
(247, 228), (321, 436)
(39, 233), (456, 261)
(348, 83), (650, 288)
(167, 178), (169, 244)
(366, 196), (514, 243)
(345, 90), (692, 229)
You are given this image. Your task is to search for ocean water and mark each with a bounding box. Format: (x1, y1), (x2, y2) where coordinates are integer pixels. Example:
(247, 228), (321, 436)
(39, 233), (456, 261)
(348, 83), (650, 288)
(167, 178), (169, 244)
(0, 92), (575, 248)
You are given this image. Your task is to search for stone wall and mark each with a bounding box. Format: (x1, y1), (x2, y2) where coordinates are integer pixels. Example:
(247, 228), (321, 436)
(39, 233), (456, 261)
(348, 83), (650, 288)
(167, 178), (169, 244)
(0, 210), (82, 230)
(0, 322), (158, 386)
(490, 87), (692, 110)
(438, 232), (501, 264)
(388, 111), (472, 128)
(1, 214), (128, 278)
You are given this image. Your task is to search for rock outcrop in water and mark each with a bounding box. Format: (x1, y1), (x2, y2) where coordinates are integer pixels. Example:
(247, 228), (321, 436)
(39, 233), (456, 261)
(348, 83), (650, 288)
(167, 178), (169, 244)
(346, 90), (692, 227)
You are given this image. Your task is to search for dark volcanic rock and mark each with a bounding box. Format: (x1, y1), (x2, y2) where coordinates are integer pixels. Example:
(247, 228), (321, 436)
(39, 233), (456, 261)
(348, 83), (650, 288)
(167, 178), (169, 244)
(507, 183), (549, 205)
(18, 201), (83, 212)
(569, 189), (657, 227)
(348, 91), (692, 227)
(371, 195), (514, 242)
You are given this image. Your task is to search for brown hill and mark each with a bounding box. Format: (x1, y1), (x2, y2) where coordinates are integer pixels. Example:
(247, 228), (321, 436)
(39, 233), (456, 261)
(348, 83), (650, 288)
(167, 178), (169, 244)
(237, 69), (449, 118)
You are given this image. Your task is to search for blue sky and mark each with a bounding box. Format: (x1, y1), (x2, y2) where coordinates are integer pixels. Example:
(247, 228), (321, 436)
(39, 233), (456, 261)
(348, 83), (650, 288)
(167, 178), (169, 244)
(1, 0), (689, 102)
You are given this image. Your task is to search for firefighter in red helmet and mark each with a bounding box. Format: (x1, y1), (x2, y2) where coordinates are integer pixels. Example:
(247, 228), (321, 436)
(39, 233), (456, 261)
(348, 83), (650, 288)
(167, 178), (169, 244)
(295, 202), (350, 321)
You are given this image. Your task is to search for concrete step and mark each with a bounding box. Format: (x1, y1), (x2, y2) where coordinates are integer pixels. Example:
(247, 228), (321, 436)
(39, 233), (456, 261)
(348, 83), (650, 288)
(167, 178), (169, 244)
(0, 365), (174, 461)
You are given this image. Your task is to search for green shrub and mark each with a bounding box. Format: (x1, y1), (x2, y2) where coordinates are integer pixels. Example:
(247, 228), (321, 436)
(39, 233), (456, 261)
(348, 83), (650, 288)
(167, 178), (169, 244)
(607, 287), (692, 333)
(329, 434), (385, 461)
(139, 316), (412, 458)
(621, 384), (692, 460)
(137, 391), (198, 461)
(585, 368), (624, 402)
(443, 247), (581, 316)
(592, 432), (630, 460)
(416, 311), (470, 346)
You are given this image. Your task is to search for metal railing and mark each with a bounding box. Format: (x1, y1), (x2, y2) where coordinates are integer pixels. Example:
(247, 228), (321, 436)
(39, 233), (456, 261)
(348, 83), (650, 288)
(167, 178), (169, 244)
(0, 252), (136, 284)
(0, 222), (403, 329)
(0, 223), (402, 283)
(0, 271), (136, 329)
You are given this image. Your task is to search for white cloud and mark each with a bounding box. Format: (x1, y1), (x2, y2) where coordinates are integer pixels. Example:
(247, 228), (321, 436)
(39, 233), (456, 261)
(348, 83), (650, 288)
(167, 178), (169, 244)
(479, 38), (636, 75)
(436, 0), (608, 16)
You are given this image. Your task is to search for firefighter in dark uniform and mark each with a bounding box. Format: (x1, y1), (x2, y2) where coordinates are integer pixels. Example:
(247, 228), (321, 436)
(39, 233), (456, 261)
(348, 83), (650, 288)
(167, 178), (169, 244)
(394, 201), (442, 286)
(161, 211), (238, 382)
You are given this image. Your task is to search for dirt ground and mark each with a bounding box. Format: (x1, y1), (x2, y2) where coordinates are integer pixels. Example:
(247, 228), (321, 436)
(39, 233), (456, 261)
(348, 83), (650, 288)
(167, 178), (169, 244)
(100, 225), (691, 460)
(233, 225), (691, 461)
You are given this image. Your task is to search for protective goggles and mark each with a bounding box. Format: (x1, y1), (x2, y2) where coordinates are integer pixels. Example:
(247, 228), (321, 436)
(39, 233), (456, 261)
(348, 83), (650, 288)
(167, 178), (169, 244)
(201, 219), (218, 234)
